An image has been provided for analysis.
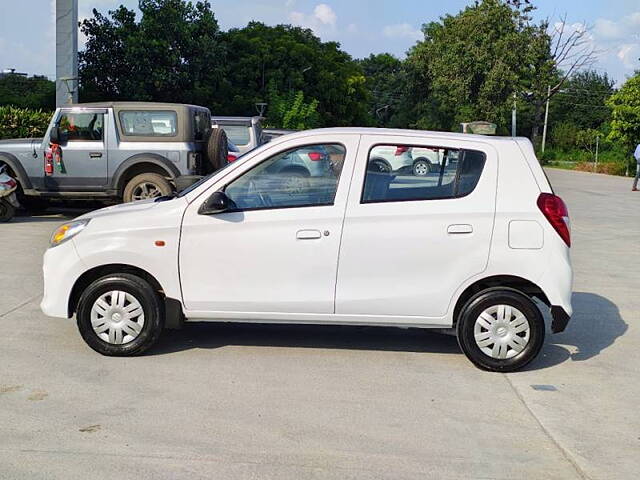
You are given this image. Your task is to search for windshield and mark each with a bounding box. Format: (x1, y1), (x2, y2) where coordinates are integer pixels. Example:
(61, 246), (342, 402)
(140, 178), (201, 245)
(176, 141), (274, 198)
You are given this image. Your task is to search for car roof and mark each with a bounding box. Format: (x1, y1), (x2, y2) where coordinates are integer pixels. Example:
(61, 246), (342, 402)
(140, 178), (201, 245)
(271, 127), (525, 144)
(66, 101), (208, 110)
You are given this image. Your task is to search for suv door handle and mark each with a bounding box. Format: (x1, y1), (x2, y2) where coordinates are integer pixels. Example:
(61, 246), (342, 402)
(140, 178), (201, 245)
(296, 229), (322, 240)
(89, 152), (103, 158)
(447, 224), (473, 234)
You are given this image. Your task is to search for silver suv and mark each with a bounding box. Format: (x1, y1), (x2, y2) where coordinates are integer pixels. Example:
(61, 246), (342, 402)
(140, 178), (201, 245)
(212, 116), (264, 154)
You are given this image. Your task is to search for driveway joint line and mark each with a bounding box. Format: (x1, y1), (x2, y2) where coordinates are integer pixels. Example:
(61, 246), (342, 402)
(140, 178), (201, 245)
(0, 294), (42, 318)
(503, 373), (590, 480)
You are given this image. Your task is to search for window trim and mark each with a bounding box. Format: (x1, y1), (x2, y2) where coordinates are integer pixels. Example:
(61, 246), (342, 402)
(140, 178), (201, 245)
(118, 110), (179, 138)
(218, 141), (347, 213)
(360, 143), (486, 205)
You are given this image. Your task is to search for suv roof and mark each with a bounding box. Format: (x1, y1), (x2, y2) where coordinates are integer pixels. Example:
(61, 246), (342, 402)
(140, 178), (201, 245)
(67, 101), (209, 111)
(212, 116), (262, 126)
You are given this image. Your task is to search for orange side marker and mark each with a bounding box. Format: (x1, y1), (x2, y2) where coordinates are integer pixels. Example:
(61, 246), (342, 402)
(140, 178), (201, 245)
(155, 240), (166, 247)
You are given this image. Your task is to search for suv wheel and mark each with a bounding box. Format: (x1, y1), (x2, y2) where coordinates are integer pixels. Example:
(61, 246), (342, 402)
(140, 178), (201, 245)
(123, 173), (173, 202)
(76, 273), (164, 356)
(456, 289), (545, 372)
(412, 158), (432, 176)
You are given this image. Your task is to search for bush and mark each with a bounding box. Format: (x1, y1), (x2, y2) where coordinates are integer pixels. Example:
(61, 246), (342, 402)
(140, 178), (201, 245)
(574, 161), (628, 176)
(0, 106), (51, 139)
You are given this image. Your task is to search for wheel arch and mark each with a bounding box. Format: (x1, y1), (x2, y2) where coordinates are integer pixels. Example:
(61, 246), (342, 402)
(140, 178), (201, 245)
(111, 154), (181, 195)
(369, 157), (392, 171)
(0, 153), (32, 189)
(452, 275), (550, 327)
(68, 263), (183, 329)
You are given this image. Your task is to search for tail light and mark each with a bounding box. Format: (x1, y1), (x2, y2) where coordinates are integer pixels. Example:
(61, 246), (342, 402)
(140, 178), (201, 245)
(395, 146), (409, 156)
(307, 152), (324, 161)
(227, 153), (238, 163)
(537, 193), (571, 247)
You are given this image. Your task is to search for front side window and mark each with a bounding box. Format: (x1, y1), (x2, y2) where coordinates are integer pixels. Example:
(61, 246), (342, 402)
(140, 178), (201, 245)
(119, 110), (178, 137)
(58, 112), (104, 142)
(224, 144), (346, 211)
(362, 144), (485, 203)
(221, 125), (251, 146)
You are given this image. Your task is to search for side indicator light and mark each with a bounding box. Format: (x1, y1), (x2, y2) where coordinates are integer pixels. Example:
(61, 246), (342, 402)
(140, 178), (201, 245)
(155, 241), (166, 247)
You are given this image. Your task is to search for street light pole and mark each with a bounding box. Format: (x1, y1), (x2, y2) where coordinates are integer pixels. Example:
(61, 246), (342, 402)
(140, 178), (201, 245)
(56, 0), (78, 106)
(541, 85), (551, 153)
(511, 92), (517, 137)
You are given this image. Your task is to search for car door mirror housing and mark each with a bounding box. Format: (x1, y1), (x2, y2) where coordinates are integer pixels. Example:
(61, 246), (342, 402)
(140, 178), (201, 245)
(49, 126), (67, 145)
(199, 190), (233, 215)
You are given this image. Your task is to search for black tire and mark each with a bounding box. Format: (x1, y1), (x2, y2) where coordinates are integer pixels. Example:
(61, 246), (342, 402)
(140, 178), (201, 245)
(368, 158), (391, 173)
(122, 173), (173, 203)
(412, 158), (432, 176)
(0, 199), (15, 222)
(76, 273), (164, 356)
(206, 128), (229, 173)
(456, 288), (545, 372)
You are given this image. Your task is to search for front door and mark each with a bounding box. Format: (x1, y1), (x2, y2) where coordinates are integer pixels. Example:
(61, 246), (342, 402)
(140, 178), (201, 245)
(45, 109), (108, 191)
(335, 135), (497, 321)
(179, 135), (359, 315)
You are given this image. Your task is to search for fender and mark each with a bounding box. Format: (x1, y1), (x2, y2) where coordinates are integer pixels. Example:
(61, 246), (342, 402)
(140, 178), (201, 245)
(0, 152), (32, 189)
(110, 153), (182, 192)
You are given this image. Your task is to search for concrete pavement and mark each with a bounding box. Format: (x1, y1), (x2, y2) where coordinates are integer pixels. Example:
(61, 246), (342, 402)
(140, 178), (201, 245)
(0, 169), (638, 479)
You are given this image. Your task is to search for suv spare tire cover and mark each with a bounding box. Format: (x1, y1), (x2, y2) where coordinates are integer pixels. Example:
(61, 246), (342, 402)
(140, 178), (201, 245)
(206, 128), (229, 173)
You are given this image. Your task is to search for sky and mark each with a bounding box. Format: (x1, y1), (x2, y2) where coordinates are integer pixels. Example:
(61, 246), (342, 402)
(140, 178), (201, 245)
(1, 0), (639, 85)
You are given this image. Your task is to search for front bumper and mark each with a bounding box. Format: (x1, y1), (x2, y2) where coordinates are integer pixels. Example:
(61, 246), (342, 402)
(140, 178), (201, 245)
(41, 239), (86, 318)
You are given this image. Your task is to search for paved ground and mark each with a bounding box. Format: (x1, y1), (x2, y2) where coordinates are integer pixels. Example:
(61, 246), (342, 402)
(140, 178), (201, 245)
(0, 169), (638, 479)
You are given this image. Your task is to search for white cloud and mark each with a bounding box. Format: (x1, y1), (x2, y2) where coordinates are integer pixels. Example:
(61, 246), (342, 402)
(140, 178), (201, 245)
(382, 23), (422, 41)
(314, 4), (336, 26)
(289, 3), (337, 31)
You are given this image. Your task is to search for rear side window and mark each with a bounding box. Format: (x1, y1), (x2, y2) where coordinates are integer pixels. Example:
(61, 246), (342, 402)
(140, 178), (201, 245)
(362, 145), (486, 203)
(119, 110), (178, 137)
(193, 110), (211, 141)
(221, 125), (251, 146)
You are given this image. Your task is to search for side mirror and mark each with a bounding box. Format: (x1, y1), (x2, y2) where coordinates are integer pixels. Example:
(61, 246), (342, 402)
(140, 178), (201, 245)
(199, 190), (234, 215)
(49, 126), (67, 144)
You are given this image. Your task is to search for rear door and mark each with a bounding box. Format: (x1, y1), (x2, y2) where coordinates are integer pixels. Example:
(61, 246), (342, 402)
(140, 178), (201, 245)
(335, 134), (497, 321)
(45, 108), (108, 191)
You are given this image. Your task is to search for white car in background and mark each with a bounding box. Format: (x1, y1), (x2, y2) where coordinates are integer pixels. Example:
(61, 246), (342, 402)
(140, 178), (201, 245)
(41, 127), (573, 372)
(369, 145), (450, 176)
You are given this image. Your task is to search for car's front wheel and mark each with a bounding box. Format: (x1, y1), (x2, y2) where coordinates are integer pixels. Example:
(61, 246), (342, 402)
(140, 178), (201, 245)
(76, 273), (164, 356)
(456, 289), (545, 372)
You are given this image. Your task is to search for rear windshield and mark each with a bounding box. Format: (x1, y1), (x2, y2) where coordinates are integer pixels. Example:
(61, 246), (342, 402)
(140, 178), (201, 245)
(119, 110), (178, 137)
(221, 125), (251, 146)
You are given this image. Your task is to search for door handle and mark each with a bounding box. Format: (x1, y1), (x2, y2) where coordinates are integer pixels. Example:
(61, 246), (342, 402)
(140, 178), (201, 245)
(296, 229), (322, 240)
(89, 152), (103, 158)
(447, 224), (473, 234)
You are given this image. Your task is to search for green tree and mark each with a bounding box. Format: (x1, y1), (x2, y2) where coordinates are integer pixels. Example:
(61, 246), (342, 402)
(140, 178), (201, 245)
(358, 53), (408, 127)
(607, 74), (640, 151)
(79, 0), (226, 109)
(221, 22), (371, 126)
(0, 75), (55, 110)
(266, 86), (320, 130)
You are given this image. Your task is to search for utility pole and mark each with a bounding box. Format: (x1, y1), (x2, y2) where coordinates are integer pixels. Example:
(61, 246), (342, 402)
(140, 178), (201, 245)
(56, 0), (78, 106)
(594, 135), (599, 172)
(511, 92), (517, 137)
(541, 85), (551, 153)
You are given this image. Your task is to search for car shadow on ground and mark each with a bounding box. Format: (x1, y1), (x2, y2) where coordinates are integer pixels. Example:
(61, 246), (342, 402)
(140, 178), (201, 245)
(525, 291), (627, 371)
(8, 207), (94, 223)
(150, 292), (627, 369)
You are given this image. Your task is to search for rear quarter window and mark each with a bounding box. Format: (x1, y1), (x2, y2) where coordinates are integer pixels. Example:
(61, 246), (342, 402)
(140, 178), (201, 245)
(119, 110), (178, 137)
(221, 125), (251, 146)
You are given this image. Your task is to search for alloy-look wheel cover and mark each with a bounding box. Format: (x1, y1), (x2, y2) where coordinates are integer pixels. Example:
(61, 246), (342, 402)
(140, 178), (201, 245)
(90, 290), (145, 345)
(473, 304), (530, 360)
(132, 182), (163, 200)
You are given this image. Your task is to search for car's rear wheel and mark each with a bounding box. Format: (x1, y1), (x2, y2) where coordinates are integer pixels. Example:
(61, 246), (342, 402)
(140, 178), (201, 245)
(76, 273), (164, 356)
(123, 173), (173, 202)
(456, 289), (544, 372)
(412, 158), (432, 176)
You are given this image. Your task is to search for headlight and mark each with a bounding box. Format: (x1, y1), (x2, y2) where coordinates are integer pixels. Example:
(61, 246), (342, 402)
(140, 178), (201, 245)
(50, 219), (90, 248)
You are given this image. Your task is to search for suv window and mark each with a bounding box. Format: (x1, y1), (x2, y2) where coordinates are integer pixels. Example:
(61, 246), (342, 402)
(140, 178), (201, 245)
(221, 125), (251, 146)
(362, 145), (486, 203)
(58, 112), (104, 142)
(193, 110), (211, 141)
(119, 110), (178, 137)
(225, 144), (346, 211)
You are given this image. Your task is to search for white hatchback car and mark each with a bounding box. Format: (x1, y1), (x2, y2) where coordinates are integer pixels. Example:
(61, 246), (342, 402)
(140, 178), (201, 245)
(42, 128), (573, 372)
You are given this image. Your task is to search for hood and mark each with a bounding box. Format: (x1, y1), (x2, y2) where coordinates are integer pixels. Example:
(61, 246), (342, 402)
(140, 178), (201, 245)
(0, 138), (43, 149)
(76, 198), (163, 221)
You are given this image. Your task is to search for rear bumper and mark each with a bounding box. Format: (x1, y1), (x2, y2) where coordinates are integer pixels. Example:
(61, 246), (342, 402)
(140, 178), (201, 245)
(551, 306), (571, 333)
